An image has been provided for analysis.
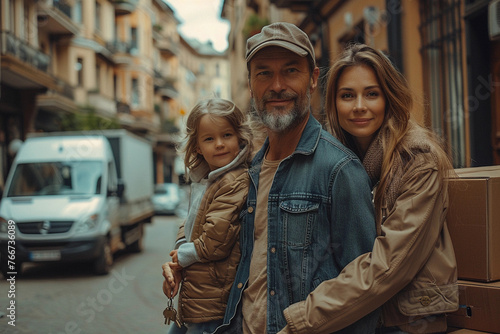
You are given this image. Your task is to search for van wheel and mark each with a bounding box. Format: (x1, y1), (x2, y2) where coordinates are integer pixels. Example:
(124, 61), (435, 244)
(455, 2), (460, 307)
(1, 259), (22, 278)
(128, 223), (144, 253)
(94, 239), (113, 275)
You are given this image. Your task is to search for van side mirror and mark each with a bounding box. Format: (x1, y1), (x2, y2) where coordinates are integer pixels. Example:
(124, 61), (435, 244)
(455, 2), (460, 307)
(116, 179), (125, 198)
(108, 179), (125, 198)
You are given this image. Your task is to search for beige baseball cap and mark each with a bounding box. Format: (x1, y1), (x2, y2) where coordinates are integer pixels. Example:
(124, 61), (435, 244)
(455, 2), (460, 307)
(245, 22), (316, 66)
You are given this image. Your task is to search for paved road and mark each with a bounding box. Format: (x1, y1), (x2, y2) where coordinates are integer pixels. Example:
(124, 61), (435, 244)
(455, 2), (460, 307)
(0, 215), (183, 334)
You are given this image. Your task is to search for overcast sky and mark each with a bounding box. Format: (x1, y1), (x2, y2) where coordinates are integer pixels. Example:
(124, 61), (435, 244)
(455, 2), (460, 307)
(164, 0), (229, 52)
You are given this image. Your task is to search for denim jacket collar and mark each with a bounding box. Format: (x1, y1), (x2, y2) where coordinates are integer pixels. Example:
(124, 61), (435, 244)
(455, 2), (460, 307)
(252, 113), (322, 165)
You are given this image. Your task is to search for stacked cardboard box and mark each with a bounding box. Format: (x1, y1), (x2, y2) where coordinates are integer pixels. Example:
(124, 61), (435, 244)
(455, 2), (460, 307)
(448, 329), (495, 334)
(446, 166), (500, 334)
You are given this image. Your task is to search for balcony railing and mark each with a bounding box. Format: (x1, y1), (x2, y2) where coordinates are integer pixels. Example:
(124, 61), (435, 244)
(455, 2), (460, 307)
(0, 31), (50, 72)
(37, 0), (80, 36)
(57, 79), (75, 100)
(106, 40), (137, 54)
(116, 101), (131, 114)
(112, 0), (139, 15)
(155, 37), (179, 56)
(53, 0), (71, 18)
(88, 90), (117, 116)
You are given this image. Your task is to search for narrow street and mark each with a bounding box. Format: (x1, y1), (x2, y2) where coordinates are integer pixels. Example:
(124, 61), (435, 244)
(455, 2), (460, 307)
(0, 215), (183, 334)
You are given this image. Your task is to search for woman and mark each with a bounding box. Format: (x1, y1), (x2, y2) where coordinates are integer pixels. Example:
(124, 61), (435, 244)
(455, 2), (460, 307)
(279, 44), (459, 334)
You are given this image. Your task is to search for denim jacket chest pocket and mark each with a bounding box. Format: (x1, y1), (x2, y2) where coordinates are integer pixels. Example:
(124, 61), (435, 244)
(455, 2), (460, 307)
(279, 199), (320, 247)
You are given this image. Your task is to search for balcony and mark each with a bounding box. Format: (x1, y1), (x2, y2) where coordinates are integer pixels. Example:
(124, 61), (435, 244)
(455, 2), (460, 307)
(88, 90), (117, 118)
(37, 79), (77, 114)
(106, 40), (138, 64)
(112, 0), (139, 16)
(155, 37), (179, 57)
(154, 70), (178, 99)
(158, 83), (178, 99)
(1, 31), (50, 72)
(107, 40), (135, 54)
(37, 0), (80, 36)
(0, 31), (56, 90)
(116, 101), (131, 114)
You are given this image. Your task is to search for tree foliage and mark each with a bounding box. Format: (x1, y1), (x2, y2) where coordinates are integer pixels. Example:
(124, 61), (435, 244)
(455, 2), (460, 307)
(60, 106), (120, 131)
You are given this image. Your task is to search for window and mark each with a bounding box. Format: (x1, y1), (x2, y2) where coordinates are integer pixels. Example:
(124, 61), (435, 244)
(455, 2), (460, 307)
(131, 27), (138, 54)
(9, 0), (15, 32)
(113, 74), (118, 100)
(215, 63), (220, 77)
(76, 58), (84, 86)
(96, 63), (101, 91)
(419, 0), (465, 166)
(132, 78), (140, 107)
(95, 1), (101, 31)
(24, 4), (29, 41)
(73, 0), (82, 24)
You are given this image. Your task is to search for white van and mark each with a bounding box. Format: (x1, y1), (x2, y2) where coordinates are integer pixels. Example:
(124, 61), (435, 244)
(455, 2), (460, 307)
(0, 135), (123, 275)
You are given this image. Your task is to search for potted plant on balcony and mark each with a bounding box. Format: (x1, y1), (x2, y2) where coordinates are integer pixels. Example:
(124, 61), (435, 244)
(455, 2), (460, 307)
(243, 14), (269, 39)
(153, 24), (162, 33)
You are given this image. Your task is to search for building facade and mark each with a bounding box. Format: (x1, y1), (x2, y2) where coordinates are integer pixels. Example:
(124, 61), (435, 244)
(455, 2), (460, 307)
(0, 0), (230, 188)
(222, 0), (500, 167)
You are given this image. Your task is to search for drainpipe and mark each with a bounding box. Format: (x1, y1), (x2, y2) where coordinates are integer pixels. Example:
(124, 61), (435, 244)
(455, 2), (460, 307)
(387, 0), (404, 73)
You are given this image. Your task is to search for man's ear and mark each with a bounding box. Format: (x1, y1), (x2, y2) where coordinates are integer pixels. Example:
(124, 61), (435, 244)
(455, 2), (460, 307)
(310, 67), (320, 93)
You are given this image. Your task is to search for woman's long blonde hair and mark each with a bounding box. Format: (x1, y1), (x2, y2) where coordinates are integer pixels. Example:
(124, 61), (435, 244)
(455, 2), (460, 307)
(178, 98), (253, 180)
(325, 44), (453, 210)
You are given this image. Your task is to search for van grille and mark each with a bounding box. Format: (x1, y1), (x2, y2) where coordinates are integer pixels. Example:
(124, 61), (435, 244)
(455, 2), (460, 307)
(17, 221), (74, 234)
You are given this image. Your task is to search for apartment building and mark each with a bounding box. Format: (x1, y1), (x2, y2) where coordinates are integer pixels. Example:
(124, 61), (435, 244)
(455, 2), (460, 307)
(0, 0), (231, 186)
(222, 0), (500, 167)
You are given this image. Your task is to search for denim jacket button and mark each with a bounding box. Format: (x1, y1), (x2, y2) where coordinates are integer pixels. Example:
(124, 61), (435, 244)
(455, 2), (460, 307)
(237, 283), (243, 289)
(248, 206), (254, 213)
(270, 290), (275, 296)
(270, 247), (276, 253)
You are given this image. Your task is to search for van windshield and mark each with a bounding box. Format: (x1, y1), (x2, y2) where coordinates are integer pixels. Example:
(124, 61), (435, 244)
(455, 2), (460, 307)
(7, 161), (103, 197)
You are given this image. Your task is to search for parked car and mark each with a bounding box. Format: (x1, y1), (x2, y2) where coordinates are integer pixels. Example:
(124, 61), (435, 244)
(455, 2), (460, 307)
(152, 183), (181, 215)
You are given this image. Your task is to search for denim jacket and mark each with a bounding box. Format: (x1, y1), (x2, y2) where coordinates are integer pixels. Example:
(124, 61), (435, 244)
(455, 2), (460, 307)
(215, 115), (378, 334)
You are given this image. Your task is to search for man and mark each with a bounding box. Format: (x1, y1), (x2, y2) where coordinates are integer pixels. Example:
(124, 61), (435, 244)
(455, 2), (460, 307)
(214, 22), (379, 334)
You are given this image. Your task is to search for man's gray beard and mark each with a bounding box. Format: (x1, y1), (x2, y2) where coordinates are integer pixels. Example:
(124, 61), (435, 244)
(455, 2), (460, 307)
(251, 90), (311, 133)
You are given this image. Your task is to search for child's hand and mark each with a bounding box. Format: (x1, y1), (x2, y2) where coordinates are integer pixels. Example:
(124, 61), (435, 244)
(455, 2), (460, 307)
(162, 261), (182, 298)
(169, 249), (178, 263)
(169, 262), (182, 297)
(162, 261), (175, 297)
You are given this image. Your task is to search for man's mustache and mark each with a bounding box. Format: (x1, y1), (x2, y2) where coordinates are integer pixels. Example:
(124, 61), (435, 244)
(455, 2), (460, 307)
(262, 91), (298, 102)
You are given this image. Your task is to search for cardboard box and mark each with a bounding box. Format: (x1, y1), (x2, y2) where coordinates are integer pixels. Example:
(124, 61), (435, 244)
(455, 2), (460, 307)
(447, 166), (500, 282)
(448, 328), (495, 334)
(447, 329), (494, 334)
(447, 280), (500, 333)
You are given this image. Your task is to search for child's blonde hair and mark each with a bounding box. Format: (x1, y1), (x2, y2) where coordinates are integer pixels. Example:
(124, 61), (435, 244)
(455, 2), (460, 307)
(179, 98), (253, 180)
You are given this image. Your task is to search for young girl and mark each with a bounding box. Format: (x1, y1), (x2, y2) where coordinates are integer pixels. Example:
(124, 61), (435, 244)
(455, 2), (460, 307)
(162, 98), (253, 334)
(279, 44), (458, 333)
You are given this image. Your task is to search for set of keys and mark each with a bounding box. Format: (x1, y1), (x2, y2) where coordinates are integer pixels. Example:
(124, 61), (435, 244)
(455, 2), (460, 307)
(163, 297), (183, 328)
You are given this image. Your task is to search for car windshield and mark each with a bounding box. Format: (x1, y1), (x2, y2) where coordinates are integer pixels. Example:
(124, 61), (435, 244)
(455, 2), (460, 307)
(7, 161), (103, 197)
